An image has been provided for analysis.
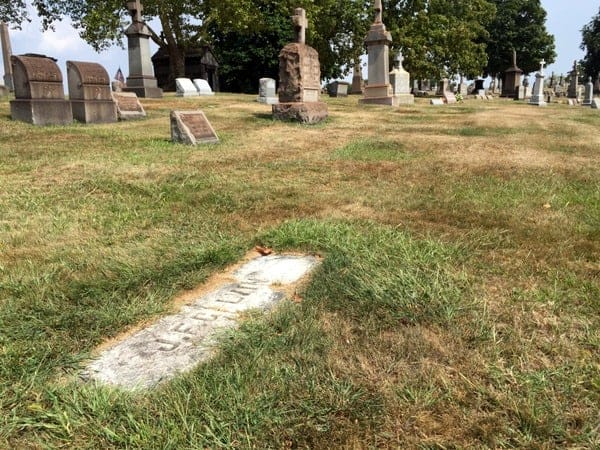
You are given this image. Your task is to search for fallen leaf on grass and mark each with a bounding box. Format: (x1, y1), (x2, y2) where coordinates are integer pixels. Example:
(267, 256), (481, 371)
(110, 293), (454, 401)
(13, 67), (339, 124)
(255, 245), (273, 256)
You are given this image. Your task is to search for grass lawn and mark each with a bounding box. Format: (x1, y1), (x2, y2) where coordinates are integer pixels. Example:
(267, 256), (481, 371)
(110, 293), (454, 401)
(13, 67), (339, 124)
(0, 93), (598, 448)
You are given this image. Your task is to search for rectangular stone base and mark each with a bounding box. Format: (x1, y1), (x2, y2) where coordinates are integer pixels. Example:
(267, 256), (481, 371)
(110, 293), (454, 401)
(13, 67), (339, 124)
(359, 96), (395, 106)
(258, 97), (279, 105)
(10, 99), (73, 126)
(272, 102), (328, 124)
(394, 94), (415, 105)
(71, 100), (117, 124)
(123, 86), (163, 99)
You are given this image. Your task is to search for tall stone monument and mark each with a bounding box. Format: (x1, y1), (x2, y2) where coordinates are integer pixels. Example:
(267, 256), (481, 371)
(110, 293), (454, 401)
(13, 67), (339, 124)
(359, 0), (396, 106)
(1, 22), (13, 91)
(350, 57), (364, 94)
(389, 52), (414, 104)
(502, 50), (523, 98)
(567, 60), (578, 99)
(272, 8), (328, 124)
(67, 61), (117, 123)
(123, 0), (162, 98)
(10, 54), (73, 125)
(529, 60), (547, 107)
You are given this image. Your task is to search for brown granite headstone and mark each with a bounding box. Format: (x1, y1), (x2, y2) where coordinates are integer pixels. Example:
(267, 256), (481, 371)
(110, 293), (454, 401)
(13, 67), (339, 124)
(112, 92), (146, 120)
(67, 61), (117, 123)
(10, 54), (72, 125)
(170, 110), (219, 145)
(272, 8), (328, 124)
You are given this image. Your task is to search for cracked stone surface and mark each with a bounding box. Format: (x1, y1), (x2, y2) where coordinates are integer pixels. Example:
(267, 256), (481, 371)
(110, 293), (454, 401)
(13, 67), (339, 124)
(82, 254), (319, 389)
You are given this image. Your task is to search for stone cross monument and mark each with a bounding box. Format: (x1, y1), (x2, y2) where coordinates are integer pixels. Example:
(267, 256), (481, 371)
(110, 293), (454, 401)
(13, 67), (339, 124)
(567, 59), (578, 99)
(1, 22), (14, 91)
(123, 0), (162, 98)
(529, 59), (547, 107)
(389, 51), (414, 104)
(292, 8), (307, 45)
(359, 0), (396, 106)
(272, 7), (328, 124)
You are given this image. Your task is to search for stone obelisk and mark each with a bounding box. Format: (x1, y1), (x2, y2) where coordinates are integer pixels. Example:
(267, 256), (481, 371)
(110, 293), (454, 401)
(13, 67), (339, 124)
(123, 0), (162, 98)
(1, 22), (14, 91)
(359, 0), (395, 106)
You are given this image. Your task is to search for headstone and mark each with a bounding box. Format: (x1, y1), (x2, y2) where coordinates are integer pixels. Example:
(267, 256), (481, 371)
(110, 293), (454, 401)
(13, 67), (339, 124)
(170, 110), (218, 145)
(594, 76), (600, 94)
(359, 0), (396, 106)
(591, 98), (599, 109)
(328, 80), (350, 97)
(193, 78), (215, 96)
(430, 98), (444, 106)
(272, 8), (328, 124)
(457, 80), (468, 96)
(502, 50), (523, 98)
(112, 92), (146, 120)
(175, 78), (199, 97)
(123, 0), (163, 98)
(567, 60), (578, 99)
(443, 91), (457, 104)
(567, 98), (578, 106)
(350, 57), (364, 94)
(111, 80), (124, 92)
(582, 77), (593, 106)
(388, 51), (414, 105)
(257, 78), (278, 104)
(10, 54), (73, 125)
(67, 61), (117, 124)
(529, 60), (547, 107)
(83, 254), (320, 389)
(1, 22), (13, 91)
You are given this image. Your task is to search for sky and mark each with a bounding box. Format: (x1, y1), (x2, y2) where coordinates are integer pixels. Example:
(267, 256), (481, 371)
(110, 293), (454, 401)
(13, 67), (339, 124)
(1, 0), (598, 88)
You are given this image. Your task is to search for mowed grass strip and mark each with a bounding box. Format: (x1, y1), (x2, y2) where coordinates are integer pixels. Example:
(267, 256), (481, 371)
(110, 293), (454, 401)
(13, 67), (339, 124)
(0, 95), (598, 448)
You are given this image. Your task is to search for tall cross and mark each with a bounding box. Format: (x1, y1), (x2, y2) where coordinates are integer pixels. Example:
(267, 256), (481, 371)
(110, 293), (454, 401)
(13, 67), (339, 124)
(127, 0), (143, 23)
(292, 8), (307, 44)
(374, 0), (383, 23)
(394, 51), (404, 70)
(539, 59), (546, 75)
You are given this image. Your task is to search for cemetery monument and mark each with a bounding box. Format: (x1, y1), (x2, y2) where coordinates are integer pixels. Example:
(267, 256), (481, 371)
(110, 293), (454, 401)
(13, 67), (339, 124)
(502, 50), (523, 98)
(10, 54), (73, 125)
(582, 77), (593, 106)
(257, 78), (278, 104)
(1, 22), (13, 91)
(175, 78), (199, 97)
(359, 0), (397, 106)
(350, 57), (364, 94)
(389, 52), (414, 105)
(272, 8), (328, 124)
(529, 60), (547, 107)
(567, 60), (578, 99)
(67, 61), (117, 123)
(123, 0), (163, 98)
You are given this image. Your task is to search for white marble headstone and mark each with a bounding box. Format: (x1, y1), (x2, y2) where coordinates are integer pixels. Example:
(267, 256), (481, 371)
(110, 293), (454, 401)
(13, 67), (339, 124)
(176, 78), (199, 97)
(193, 78), (215, 96)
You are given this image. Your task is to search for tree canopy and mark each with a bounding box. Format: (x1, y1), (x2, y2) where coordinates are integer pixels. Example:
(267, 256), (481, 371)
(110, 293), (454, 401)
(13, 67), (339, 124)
(580, 7), (600, 82)
(484, 0), (555, 76)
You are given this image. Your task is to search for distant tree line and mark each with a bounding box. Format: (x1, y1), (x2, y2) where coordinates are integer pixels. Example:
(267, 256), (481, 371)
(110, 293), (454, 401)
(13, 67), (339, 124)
(3, 0), (597, 92)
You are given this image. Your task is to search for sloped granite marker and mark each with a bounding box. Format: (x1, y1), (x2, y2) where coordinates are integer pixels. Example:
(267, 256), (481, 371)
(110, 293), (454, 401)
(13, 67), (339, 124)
(83, 254), (319, 389)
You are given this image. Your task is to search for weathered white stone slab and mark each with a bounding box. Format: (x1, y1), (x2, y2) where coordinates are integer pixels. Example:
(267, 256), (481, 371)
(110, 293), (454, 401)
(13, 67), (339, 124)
(176, 78), (199, 97)
(83, 254), (319, 389)
(193, 78), (215, 96)
(430, 98), (444, 106)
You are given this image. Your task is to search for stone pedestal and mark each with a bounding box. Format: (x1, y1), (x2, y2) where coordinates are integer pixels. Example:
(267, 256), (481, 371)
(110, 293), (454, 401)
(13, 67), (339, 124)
(567, 60), (578, 99)
(360, 17), (394, 106)
(272, 41), (327, 124)
(502, 50), (523, 98)
(67, 61), (117, 123)
(529, 73), (547, 107)
(10, 55), (72, 125)
(350, 58), (363, 94)
(123, 17), (162, 98)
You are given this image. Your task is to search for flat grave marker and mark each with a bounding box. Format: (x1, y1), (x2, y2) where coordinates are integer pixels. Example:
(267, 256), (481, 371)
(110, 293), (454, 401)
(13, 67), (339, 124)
(83, 254), (320, 389)
(112, 92), (146, 120)
(170, 110), (219, 145)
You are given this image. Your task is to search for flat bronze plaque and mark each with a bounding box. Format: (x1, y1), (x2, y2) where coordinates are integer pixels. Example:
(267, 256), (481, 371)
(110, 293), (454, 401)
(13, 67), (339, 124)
(171, 110), (219, 145)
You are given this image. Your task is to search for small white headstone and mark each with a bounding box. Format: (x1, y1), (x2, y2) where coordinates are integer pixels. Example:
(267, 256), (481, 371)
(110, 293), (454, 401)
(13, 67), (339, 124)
(591, 98), (599, 109)
(443, 92), (457, 104)
(193, 78), (215, 96)
(430, 98), (444, 106)
(258, 78), (278, 104)
(83, 254), (320, 389)
(176, 78), (199, 97)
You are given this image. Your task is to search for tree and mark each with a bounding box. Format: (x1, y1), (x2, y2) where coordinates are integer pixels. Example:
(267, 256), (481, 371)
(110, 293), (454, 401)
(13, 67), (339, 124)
(484, 0), (556, 78)
(580, 7), (600, 82)
(0, 0), (207, 88)
(204, 0), (371, 92)
(385, 0), (496, 81)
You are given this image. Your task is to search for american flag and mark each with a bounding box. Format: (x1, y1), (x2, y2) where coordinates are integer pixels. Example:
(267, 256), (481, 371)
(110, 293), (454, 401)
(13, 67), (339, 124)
(114, 67), (125, 83)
